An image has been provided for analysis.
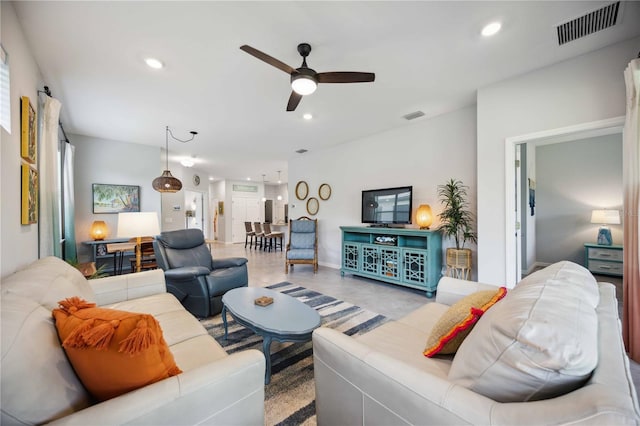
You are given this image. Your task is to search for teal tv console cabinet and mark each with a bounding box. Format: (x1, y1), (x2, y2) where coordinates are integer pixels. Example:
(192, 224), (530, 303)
(340, 226), (442, 297)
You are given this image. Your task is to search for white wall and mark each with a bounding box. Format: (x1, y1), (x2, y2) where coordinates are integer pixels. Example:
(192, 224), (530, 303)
(158, 161), (209, 235)
(535, 134), (623, 265)
(476, 36), (639, 284)
(72, 134), (162, 262)
(0, 2), (43, 277)
(288, 106), (477, 272)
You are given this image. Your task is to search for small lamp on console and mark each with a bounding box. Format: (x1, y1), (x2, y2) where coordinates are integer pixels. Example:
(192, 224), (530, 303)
(117, 212), (160, 272)
(416, 204), (433, 230)
(89, 220), (108, 240)
(590, 209), (620, 246)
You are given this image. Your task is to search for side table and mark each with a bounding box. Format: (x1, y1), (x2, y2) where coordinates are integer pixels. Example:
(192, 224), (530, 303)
(584, 243), (623, 277)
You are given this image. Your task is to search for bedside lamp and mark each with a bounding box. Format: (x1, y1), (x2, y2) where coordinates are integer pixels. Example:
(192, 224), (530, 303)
(416, 204), (433, 230)
(590, 209), (620, 246)
(117, 212), (160, 272)
(89, 220), (108, 240)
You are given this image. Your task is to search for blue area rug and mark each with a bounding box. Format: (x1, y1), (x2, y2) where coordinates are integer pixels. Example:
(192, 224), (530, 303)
(200, 282), (389, 426)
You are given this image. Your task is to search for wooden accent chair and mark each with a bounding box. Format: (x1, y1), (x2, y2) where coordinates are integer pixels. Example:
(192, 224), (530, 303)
(129, 237), (157, 272)
(285, 216), (318, 273)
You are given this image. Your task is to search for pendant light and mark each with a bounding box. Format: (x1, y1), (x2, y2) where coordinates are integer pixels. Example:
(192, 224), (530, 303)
(153, 126), (197, 193)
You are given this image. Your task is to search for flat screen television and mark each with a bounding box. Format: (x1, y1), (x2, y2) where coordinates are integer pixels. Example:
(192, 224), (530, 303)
(361, 186), (413, 226)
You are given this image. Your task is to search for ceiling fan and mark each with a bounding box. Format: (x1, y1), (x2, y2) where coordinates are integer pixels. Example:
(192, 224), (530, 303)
(240, 43), (375, 112)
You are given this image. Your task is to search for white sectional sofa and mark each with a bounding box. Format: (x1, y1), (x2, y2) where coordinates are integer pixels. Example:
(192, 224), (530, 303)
(313, 261), (640, 425)
(1, 256), (265, 425)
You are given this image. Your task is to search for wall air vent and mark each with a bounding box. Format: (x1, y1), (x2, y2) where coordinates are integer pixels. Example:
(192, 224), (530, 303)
(403, 111), (425, 121)
(556, 1), (620, 46)
(295, 148), (308, 154)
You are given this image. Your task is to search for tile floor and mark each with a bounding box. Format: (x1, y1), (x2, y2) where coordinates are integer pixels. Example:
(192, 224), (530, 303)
(211, 241), (639, 395)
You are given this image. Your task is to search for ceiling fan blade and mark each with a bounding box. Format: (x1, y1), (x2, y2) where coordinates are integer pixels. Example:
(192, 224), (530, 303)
(240, 45), (296, 75)
(317, 72), (375, 84)
(286, 91), (303, 112)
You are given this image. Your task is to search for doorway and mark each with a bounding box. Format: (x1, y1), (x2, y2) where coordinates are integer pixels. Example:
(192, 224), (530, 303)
(505, 116), (624, 286)
(184, 190), (205, 233)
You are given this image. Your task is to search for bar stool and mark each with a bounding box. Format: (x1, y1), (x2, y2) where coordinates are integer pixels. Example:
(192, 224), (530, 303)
(253, 222), (265, 250)
(263, 223), (283, 252)
(244, 222), (255, 248)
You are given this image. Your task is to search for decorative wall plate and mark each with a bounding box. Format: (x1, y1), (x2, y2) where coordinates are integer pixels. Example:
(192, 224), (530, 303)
(319, 183), (332, 200)
(306, 197), (319, 215)
(295, 181), (309, 200)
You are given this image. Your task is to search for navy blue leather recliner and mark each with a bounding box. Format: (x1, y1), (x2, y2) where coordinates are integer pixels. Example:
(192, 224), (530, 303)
(153, 228), (248, 318)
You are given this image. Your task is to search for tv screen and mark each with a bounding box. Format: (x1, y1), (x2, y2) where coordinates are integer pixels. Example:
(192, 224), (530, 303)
(361, 186), (413, 225)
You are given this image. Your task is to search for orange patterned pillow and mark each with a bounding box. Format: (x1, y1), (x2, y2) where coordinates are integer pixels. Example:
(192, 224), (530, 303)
(424, 287), (507, 357)
(53, 297), (182, 401)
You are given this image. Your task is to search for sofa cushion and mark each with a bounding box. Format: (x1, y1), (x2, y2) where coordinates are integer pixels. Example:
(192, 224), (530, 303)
(53, 297), (182, 401)
(1, 293), (91, 425)
(1, 256), (95, 310)
(424, 287), (507, 357)
(448, 261), (599, 402)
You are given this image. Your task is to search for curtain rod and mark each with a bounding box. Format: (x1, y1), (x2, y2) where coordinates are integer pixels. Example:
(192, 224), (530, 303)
(37, 85), (70, 143)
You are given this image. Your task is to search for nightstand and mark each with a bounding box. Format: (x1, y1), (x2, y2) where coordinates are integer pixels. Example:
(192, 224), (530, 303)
(584, 243), (623, 277)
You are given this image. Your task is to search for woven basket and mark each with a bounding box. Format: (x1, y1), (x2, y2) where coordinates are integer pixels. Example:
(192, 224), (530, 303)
(446, 248), (472, 269)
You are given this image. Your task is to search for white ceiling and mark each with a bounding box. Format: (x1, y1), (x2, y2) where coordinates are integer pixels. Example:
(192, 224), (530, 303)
(12, 1), (640, 184)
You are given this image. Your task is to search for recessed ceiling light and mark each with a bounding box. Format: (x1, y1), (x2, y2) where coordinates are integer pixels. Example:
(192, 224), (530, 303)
(481, 22), (502, 37)
(144, 57), (164, 69)
(303, 113), (313, 120)
(209, 177), (214, 181)
(180, 158), (194, 167)
(247, 177), (251, 181)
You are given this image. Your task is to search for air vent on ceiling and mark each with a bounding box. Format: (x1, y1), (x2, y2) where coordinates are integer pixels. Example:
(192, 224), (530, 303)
(556, 1), (620, 46)
(295, 148), (308, 154)
(403, 111), (425, 121)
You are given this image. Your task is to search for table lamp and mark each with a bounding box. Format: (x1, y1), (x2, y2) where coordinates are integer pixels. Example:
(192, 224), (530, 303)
(89, 220), (108, 240)
(416, 204), (433, 230)
(117, 212), (160, 272)
(590, 209), (620, 246)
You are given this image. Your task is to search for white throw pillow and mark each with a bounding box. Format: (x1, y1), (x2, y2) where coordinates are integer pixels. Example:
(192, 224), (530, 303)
(448, 261), (599, 402)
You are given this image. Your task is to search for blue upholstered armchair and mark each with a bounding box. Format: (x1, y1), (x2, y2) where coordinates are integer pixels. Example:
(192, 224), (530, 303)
(285, 217), (318, 273)
(153, 228), (248, 318)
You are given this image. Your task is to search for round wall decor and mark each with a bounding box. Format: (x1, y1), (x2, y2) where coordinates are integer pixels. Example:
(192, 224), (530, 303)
(319, 183), (332, 200)
(306, 197), (319, 215)
(193, 174), (201, 186)
(295, 181), (309, 200)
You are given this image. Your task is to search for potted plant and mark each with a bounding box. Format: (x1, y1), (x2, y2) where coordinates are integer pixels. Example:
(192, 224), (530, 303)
(437, 179), (477, 278)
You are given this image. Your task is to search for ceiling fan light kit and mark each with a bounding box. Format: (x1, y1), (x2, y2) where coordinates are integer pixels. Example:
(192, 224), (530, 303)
(240, 42), (375, 111)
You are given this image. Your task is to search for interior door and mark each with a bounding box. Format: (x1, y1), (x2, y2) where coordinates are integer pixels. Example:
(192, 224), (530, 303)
(231, 197), (260, 243)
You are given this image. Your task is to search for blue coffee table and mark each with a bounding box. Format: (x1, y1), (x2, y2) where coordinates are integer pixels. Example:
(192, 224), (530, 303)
(221, 287), (321, 384)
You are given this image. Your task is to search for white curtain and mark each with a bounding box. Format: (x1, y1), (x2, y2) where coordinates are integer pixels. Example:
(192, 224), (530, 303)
(622, 58), (640, 361)
(39, 96), (62, 258)
(63, 142), (77, 260)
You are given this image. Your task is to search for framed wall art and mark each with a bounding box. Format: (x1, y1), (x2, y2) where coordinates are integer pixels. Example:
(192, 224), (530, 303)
(92, 183), (140, 213)
(20, 96), (36, 164)
(21, 163), (38, 224)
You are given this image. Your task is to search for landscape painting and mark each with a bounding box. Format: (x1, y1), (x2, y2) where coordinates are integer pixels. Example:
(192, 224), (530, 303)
(92, 184), (140, 213)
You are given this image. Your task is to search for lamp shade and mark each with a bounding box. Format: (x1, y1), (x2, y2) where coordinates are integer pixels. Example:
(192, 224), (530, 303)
(590, 209), (621, 225)
(117, 212), (160, 239)
(89, 220), (108, 240)
(152, 170), (182, 193)
(416, 204), (433, 229)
